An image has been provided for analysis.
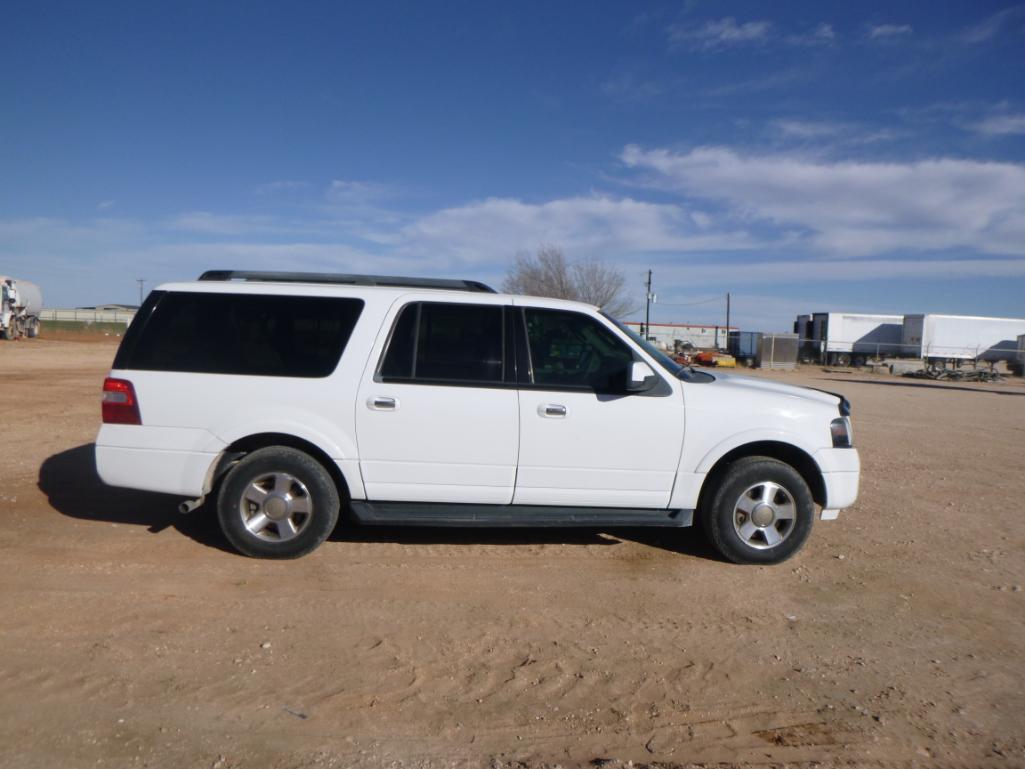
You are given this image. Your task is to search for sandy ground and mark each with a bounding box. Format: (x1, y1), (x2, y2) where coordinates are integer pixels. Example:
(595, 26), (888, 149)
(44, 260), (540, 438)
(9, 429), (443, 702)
(1, 338), (1023, 769)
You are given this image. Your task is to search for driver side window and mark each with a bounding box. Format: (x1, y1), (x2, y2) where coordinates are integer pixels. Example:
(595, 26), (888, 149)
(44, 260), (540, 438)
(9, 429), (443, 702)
(524, 308), (634, 390)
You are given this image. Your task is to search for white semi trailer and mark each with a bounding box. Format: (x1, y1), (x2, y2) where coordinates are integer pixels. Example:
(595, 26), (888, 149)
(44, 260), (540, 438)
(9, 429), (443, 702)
(901, 314), (1025, 363)
(0, 276), (43, 340)
(808, 312), (904, 365)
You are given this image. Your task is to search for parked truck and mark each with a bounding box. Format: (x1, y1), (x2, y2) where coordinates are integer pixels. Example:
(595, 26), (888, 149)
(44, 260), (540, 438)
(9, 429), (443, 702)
(902, 314), (1025, 363)
(728, 330), (762, 363)
(804, 312), (903, 365)
(0, 276), (43, 340)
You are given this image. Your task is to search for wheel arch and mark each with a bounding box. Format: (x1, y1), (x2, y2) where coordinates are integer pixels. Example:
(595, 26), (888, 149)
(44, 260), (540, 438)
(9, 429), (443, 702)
(207, 432), (353, 502)
(696, 440), (826, 515)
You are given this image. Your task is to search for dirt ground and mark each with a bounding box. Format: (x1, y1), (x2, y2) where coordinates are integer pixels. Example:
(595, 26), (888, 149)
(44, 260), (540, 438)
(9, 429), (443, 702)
(1, 338), (1023, 769)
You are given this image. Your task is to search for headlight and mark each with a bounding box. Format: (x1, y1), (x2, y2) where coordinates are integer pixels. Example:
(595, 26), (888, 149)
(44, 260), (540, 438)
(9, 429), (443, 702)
(831, 417), (854, 448)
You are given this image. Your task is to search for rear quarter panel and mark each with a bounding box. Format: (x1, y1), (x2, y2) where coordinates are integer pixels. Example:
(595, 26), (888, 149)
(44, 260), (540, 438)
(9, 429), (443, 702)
(98, 293), (392, 498)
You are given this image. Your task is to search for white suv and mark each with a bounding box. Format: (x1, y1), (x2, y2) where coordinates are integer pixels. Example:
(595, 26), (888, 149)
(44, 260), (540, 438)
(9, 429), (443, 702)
(95, 270), (859, 564)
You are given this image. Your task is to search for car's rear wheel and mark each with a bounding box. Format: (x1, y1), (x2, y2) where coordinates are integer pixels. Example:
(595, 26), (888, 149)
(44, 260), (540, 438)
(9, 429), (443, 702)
(217, 446), (340, 559)
(701, 456), (814, 565)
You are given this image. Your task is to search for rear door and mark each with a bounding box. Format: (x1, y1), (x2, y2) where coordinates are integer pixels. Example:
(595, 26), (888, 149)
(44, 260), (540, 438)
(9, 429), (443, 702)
(513, 306), (685, 508)
(355, 299), (519, 504)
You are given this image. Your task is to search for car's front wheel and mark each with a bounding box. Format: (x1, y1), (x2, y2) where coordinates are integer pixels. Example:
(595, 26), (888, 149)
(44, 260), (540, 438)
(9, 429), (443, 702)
(701, 456), (814, 565)
(217, 446), (340, 559)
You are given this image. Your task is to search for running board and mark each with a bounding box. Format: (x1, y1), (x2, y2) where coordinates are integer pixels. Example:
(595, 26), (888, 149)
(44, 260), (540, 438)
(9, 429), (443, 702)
(349, 501), (693, 528)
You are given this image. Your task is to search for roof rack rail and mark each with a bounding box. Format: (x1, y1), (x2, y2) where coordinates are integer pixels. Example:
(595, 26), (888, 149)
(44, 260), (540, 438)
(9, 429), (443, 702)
(197, 270), (496, 293)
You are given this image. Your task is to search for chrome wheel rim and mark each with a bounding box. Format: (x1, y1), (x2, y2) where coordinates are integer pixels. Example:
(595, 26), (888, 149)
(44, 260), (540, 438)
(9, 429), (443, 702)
(238, 472), (313, 542)
(732, 481), (796, 550)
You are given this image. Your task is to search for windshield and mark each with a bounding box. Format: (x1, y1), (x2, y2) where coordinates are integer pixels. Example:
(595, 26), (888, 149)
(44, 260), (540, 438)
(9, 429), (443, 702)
(602, 313), (712, 383)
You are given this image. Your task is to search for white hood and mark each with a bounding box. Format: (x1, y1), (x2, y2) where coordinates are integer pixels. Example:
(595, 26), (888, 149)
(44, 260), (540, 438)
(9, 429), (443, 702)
(708, 372), (842, 411)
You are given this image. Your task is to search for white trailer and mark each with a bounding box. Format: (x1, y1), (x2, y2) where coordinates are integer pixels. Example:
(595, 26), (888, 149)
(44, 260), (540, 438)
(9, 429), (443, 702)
(0, 276), (43, 340)
(808, 312), (904, 364)
(901, 314), (1025, 362)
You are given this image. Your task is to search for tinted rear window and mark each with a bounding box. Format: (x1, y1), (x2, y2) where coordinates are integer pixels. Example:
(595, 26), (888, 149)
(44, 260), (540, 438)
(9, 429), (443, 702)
(378, 302), (505, 383)
(114, 291), (364, 378)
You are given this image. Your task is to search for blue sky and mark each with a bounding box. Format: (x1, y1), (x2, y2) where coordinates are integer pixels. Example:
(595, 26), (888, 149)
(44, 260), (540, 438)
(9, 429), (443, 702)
(3, 0), (1024, 330)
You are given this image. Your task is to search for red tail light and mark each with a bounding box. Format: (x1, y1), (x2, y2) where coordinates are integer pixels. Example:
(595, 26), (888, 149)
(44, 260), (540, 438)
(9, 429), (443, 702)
(102, 378), (142, 425)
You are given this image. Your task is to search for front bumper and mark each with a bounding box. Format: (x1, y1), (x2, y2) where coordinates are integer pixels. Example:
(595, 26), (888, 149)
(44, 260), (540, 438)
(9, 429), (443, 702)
(813, 446), (860, 515)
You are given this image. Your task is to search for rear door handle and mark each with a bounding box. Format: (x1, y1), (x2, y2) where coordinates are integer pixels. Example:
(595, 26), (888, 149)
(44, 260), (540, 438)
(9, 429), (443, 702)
(539, 403), (567, 418)
(367, 396), (398, 411)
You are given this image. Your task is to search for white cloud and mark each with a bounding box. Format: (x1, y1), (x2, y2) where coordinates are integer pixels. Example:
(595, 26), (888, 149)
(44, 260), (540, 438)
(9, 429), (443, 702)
(97, 200), (115, 211)
(170, 211), (280, 235)
(704, 69), (805, 97)
(770, 119), (901, 146)
(669, 17), (771, 50)
(772, 119), (845, 139)
(253, 180), (309, 195)
(644, 262), (1025, 329)
(143, 241), (396, 275)
(620, 144), (1025, 257)
(326, 179), (391, 203)
(868, 23), (913, 39)
(321, 179), (407, 240)
(659, 257), (1025, 286)
(601, 74), (663, 102)
(786, 23), (835, 46)
(963, 5), (1025, 44)
(11, 148), (1025, 309)
(396, 195), (755, 265)
(971, 113), (1025, 136)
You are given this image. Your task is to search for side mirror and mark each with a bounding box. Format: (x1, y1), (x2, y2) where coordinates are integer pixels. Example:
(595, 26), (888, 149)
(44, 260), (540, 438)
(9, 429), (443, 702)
(626, 360), (657, 392)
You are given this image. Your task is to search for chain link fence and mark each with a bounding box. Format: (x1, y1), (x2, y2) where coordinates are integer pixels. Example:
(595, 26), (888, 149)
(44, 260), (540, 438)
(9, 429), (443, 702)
(794, 337), (1024, 366)
(39, 308), (136, 325)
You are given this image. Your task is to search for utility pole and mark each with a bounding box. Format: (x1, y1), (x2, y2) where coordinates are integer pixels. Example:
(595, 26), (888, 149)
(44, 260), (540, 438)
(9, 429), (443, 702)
(137, 279), (145, 305)
(643, 269), (652, 339)
(725, 292), (731, 349)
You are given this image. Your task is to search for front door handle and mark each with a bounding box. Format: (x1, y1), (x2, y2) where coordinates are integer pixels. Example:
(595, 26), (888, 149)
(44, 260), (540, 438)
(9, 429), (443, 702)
(368, 396), (398, 411)
(539, 403), (567, 418)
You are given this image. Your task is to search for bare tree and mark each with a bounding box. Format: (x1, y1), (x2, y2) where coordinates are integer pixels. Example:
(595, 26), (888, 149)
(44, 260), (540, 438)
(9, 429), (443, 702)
(502, 244), (635, 318)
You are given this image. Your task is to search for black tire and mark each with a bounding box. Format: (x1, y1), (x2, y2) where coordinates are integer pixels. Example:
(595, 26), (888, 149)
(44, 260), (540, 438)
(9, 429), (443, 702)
(700, 456), (814, 565)
(26, 321), (39, 338)
(217, 446), (340, 559)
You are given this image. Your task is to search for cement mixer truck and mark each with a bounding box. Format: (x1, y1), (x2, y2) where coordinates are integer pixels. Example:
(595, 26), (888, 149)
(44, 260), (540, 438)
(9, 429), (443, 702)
(1, 276), (43, 340)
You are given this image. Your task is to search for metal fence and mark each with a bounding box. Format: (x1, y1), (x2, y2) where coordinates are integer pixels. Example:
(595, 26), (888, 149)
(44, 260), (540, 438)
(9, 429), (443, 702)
(39, 308), (136, 325)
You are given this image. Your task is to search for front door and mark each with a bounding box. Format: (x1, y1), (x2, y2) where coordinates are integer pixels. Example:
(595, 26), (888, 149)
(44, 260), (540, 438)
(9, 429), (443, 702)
(513, 307), (685, 508)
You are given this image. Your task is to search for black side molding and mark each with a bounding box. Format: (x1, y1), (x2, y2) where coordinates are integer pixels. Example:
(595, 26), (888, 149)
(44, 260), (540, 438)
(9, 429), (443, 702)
(349, 501), (693, 528)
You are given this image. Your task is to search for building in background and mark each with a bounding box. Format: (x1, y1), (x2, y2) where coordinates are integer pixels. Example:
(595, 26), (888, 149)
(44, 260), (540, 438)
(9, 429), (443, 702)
(624, 321), (735, 351)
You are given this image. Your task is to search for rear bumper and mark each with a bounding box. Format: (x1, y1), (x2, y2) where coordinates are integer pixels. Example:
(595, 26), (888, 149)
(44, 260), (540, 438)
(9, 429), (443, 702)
(95, 425), (224, 497)
(814, 447), (860, 512)
(96, 445), (218, 497)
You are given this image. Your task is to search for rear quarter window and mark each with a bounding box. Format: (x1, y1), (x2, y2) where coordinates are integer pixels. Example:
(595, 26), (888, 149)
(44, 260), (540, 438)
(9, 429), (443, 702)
(114, 291), (364, 378)
(378, 301), (506, 384)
